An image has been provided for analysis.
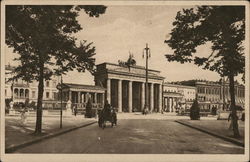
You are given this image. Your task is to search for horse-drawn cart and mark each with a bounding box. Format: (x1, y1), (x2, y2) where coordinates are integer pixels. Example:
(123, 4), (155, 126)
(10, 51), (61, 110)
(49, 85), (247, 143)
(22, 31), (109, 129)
(98, 107), (117, 129)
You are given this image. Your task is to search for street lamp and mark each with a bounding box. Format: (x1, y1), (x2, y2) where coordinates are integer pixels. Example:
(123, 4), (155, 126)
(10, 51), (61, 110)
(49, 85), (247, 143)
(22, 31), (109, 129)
(56, 75), (63, 128)
(142, 43), (151, 114)
(222, 76), (225, 111)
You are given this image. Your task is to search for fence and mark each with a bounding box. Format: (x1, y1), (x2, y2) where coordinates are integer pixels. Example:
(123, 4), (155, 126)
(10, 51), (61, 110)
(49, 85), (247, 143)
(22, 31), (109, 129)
(71, 103), (103, 114)
(178, 108), (211, 116)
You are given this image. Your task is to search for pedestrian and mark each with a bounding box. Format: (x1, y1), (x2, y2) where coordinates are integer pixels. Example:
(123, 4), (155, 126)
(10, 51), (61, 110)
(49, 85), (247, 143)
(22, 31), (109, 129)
(73, 106), (77, 116)
(20, 103), (27, 125)
(241, 112), (245, 121)
(161, 108), (164, 114)
(228, 112), (233, 130)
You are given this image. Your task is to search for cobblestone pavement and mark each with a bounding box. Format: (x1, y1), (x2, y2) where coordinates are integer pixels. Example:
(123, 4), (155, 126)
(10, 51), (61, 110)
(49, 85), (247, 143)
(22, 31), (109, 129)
(14, 119), (244, 154)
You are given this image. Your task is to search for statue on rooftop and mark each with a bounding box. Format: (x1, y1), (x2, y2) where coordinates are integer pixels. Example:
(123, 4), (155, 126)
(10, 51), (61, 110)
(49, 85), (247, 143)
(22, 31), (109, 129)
(118, 52), (136, 71)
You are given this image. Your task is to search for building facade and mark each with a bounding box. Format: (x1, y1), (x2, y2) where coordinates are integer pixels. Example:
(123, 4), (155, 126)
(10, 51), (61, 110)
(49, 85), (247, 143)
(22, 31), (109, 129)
(6, 64), (245, 113)
(5, 65), (106, 110)
(60, 83), (106, 109)
(179, 79), (245, 110)
(94, 62), (165, 113)
(29, 77), (59, 103)
(5, 65), (59, 104)
(163, 83), (196, 112)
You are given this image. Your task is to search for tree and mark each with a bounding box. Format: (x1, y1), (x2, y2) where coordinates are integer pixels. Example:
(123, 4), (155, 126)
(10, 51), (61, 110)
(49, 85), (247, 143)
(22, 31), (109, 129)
(190, 99), (200, 120)
(165, 6), (245, 137)
(6, 5), (106, 134)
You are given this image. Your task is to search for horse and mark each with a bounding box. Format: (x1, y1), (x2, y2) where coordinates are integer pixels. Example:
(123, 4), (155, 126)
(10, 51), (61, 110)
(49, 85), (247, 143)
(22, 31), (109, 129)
(98, 107), (117, 129)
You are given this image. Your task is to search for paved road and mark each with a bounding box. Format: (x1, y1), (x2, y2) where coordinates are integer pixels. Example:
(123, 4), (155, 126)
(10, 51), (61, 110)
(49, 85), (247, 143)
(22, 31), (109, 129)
(14, 119), (244, 154)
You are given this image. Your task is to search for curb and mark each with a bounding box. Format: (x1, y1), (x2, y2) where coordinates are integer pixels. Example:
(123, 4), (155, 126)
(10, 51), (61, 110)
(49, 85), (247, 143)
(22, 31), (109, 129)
(5, 121), (97, 153)
(175, 120), (244, 147)
(6, 114), (76, 118)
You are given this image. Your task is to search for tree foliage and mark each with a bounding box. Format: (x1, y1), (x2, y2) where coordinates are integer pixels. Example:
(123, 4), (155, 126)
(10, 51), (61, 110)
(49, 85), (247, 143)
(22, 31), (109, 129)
(165, 6), (245, 80)
(6, 5), (107, 81)
(165, 6), (245, 138)
(6, 5), (106, 133)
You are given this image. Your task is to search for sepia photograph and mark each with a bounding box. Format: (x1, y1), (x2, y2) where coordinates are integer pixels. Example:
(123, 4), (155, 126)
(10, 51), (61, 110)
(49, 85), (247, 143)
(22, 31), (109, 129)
(1, 0), (249, 162)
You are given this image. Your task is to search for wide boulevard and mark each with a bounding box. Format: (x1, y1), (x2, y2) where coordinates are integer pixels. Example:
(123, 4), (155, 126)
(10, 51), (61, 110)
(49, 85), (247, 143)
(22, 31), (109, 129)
(14, 119), (243, 154)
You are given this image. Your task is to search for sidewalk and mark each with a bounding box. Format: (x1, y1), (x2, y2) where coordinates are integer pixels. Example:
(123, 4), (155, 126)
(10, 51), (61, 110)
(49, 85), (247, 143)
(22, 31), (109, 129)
(117, 112), (217, 120)
(176, 119), (245, 147)
(5, 115), (97, 152)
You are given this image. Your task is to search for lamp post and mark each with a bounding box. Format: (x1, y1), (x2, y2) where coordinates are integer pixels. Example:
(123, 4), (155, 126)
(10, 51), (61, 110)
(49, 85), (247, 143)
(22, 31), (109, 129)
(56, 75), (63, 128)
(142, 43), (151, 114)
(60, 75), (63, 128)
(222, 76), (225, 111)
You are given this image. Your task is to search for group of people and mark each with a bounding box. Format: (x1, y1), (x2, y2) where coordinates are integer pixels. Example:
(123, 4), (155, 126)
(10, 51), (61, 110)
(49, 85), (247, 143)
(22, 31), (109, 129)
(102, 100), (116, 117)
(98, 100), (117, 128)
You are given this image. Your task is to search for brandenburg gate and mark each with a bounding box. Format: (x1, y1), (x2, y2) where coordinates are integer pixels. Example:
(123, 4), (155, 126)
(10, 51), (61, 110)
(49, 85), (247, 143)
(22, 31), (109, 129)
(94, 62), (164, 113)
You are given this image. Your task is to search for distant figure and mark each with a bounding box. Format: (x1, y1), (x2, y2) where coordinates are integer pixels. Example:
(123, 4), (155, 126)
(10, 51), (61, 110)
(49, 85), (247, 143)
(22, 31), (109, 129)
(9, 100), (14, 110)
(73, 106), (77, 116)
(142, 106), (149, 115)
(20, 103), (27, 125)
(228, 112), (233, 130)
(211, 106), (217, 115)
(241, 112), (245, 121)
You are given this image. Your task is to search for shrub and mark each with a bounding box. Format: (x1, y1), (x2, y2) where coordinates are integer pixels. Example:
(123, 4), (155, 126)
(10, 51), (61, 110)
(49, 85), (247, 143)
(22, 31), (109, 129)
(29, 101), (36, 110)
(5, 98), (12, 108)
(85, 99), (93, 118)
(190, 99), (200, 120)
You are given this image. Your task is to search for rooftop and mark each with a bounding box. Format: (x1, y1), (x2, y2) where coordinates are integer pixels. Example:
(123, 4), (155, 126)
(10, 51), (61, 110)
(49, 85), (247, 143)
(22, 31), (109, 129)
(163, 82), (196, 89)
(97, 62), (161, 73)
(62, 83), (106, 91)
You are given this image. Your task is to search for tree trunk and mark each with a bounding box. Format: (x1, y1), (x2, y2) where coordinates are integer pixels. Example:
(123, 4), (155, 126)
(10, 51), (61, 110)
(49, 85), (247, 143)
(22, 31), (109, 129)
(34, 62), (44, 134)
(228, 73), (240, 138)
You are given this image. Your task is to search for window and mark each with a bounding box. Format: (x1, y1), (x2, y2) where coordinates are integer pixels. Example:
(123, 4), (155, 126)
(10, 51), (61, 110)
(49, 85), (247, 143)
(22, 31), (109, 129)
(46, 81), (50, 87)
(46, 92), (50, 99)
(32, 91), (36, 98)
(53, 92), (58, 100)
(53, 81), (57, 87)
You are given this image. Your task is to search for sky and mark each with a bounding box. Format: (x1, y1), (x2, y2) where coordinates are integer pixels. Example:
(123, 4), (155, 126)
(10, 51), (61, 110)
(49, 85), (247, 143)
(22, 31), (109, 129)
(5, 5), (243, 85)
